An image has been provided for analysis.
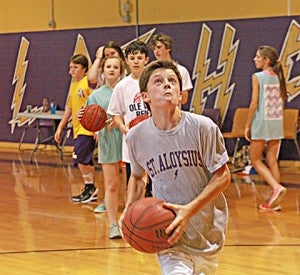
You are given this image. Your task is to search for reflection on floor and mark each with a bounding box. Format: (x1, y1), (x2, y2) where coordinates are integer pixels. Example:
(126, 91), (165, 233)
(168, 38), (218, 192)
(0, 148), (299, 274)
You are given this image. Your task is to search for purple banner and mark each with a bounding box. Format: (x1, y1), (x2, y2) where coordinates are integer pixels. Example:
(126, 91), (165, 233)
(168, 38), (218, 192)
(1, 16), (299, 159)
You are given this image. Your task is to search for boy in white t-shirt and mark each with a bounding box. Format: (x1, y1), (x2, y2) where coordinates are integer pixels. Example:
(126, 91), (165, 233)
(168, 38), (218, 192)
(107, 40), (150, 189)
(149, 33), (193, 106)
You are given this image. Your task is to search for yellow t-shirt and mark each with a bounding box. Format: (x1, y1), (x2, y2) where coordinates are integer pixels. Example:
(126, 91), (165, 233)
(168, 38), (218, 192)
(66, 76), (94, 138)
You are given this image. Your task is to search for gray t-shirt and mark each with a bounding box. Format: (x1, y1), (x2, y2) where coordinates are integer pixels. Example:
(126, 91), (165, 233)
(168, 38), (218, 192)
(126, 111), (229, 254)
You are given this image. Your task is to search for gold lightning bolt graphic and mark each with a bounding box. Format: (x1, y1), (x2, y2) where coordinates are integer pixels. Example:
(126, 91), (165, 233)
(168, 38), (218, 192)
(121, 28), (156, 49)
(73, 34), (92, 65)
(9, 37), (29, 133)
(280, 19), (300, 102)
(190, 24), (239, 126)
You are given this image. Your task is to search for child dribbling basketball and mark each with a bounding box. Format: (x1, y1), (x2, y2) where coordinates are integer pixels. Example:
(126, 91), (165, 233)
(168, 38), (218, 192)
(120, 60), (231, 274)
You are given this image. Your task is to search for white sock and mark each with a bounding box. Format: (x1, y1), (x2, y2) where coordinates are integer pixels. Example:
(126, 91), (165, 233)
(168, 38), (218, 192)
(82, 172), (94, 184)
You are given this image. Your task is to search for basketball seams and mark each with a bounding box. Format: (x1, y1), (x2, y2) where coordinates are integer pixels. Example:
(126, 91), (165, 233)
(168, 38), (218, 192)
(124, 233), (172, 253)
(121, 197), (176, 253)
(92, 109), (106, 129)
(81, 104), (107, 132)
(122, 204), (135, 239)
(130, 204), (174, 230)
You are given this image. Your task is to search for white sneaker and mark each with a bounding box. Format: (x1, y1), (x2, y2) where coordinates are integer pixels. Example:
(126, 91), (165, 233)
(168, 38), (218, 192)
(109, 223), (122, 239)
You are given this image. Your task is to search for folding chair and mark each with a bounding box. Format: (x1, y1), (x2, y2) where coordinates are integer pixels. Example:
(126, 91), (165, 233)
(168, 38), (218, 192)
(222, 108), (249, 164)
(282, 109), (300, 158)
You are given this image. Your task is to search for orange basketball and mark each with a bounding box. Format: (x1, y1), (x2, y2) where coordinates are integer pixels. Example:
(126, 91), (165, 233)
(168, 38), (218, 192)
(129, 115), (150, 129)
(121, 197), (176, 253)
(80, 104), (107, 132)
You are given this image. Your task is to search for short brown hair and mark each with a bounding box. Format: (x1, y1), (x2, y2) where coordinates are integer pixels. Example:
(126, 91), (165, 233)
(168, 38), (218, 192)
(149, 33), (173, 51)
(139, 60), (182, 110)
(70, 54), (89, 73)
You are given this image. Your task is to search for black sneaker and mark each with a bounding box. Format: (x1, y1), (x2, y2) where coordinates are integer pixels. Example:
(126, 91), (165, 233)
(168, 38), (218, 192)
(71, 192), (83, 202)
(71, 185), (98, 203)
(80, 184), (98, 203)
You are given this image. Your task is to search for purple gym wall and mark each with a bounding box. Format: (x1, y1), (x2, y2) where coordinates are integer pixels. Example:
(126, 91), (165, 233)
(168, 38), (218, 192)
(1, 16), (299, 160)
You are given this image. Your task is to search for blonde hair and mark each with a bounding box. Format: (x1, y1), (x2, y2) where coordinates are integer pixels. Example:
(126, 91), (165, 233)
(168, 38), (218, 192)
(100, 56), (125, 79)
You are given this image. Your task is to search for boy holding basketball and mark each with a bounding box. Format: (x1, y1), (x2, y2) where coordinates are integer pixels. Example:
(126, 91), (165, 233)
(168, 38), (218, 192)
(55, 54), (98, 204)
(121, 60), (231, 274)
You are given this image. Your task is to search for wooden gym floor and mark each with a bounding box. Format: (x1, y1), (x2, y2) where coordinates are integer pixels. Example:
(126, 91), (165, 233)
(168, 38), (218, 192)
(0, 147), (299, 274)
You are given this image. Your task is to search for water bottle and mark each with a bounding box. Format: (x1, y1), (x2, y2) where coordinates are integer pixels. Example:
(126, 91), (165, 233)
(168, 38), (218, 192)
(50, 101), (57, 114)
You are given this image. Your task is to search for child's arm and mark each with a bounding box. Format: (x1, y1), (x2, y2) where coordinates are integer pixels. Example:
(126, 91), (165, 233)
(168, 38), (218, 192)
(112, 115), (128, 135)
(164, 164), (231, 245)
(55, 107), (72, 144)
(87, 46), (104, 88)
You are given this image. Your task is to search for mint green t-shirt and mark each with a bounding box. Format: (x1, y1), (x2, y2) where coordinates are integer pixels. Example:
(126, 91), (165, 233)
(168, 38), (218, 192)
(87, 85), (122, 164)
(251, 71), (284, 140)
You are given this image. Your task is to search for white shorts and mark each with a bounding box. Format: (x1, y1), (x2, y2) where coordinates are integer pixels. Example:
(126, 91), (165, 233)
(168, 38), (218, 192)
(157, 245), (221, 275)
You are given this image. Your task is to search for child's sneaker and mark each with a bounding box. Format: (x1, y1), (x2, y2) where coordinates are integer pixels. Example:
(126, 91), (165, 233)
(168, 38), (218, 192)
(267, 185), (287, 208)
(71, 190), (84, 202)
(80, 184), (98, 203)
(109, 223), (122, 239)
(94, 201), (106, 213)
(72, 184), (98, 203)
(258, 203), (282, 211)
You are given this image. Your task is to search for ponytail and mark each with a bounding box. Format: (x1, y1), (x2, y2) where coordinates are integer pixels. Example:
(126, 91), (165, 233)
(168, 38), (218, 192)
(273, 61), (288, 101)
